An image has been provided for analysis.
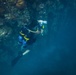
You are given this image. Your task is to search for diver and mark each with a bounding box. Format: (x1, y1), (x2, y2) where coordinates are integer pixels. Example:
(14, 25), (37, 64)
(18, 19), (44, 50)
(12, 19), (47, 66)
(12, 20), (41, 66)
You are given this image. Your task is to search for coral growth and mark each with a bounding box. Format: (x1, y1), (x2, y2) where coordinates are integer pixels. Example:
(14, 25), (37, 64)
(16, 0), (25, 9)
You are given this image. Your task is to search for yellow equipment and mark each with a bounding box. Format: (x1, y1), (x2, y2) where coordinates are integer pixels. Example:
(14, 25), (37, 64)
(19, 31), (29, 41)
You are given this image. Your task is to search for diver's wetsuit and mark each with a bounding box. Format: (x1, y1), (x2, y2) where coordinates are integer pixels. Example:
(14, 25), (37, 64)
(19, 20), (41, 47)
(12, 52), (22, 66)
(12, 20), (41, 66)
(19, 26), (37, 48)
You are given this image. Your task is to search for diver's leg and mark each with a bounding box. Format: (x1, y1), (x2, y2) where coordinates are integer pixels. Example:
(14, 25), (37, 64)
(21, 40), (27, 50)
(18, 35), (23, 44)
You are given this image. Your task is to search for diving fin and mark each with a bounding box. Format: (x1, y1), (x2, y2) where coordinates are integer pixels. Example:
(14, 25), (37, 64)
(12, 50), (30, 66)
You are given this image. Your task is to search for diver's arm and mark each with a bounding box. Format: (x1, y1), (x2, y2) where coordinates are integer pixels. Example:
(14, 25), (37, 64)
(28, 29), (41, 34)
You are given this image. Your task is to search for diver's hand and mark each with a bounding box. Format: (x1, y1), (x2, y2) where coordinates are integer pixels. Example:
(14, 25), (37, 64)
(35, 30), (41, 34)
(41, 29), (43, 34)
(41, 29), (44, 36)
(28, 29), (31, 32)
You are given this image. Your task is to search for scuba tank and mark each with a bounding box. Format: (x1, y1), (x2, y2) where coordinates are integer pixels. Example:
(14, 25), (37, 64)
(37, 20), (47, 36)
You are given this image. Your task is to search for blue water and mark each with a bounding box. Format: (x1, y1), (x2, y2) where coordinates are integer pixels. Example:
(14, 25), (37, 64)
(0, 0), (76, 75)
(11, 3), (76, 75)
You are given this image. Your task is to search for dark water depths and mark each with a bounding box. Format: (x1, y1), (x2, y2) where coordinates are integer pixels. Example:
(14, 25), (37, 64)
(11, 1), (76, 75)
(0, 0), (76, 75)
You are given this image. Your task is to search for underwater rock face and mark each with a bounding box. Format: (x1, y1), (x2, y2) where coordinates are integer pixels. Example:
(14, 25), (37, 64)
(0, 0), (76, 75)
(0, 19), (4, 26)
(0, 7), (5, 13)
(0, 26), (12, 39)
(16, 0), (25, 9)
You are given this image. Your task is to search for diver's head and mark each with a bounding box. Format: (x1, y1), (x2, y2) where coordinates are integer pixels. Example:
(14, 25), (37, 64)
(28, 19), (39, 30)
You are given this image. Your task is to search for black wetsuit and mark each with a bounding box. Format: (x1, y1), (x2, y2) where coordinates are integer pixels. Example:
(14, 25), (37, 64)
(21, 20), (40, 45)
(12, 20), (40, 66)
